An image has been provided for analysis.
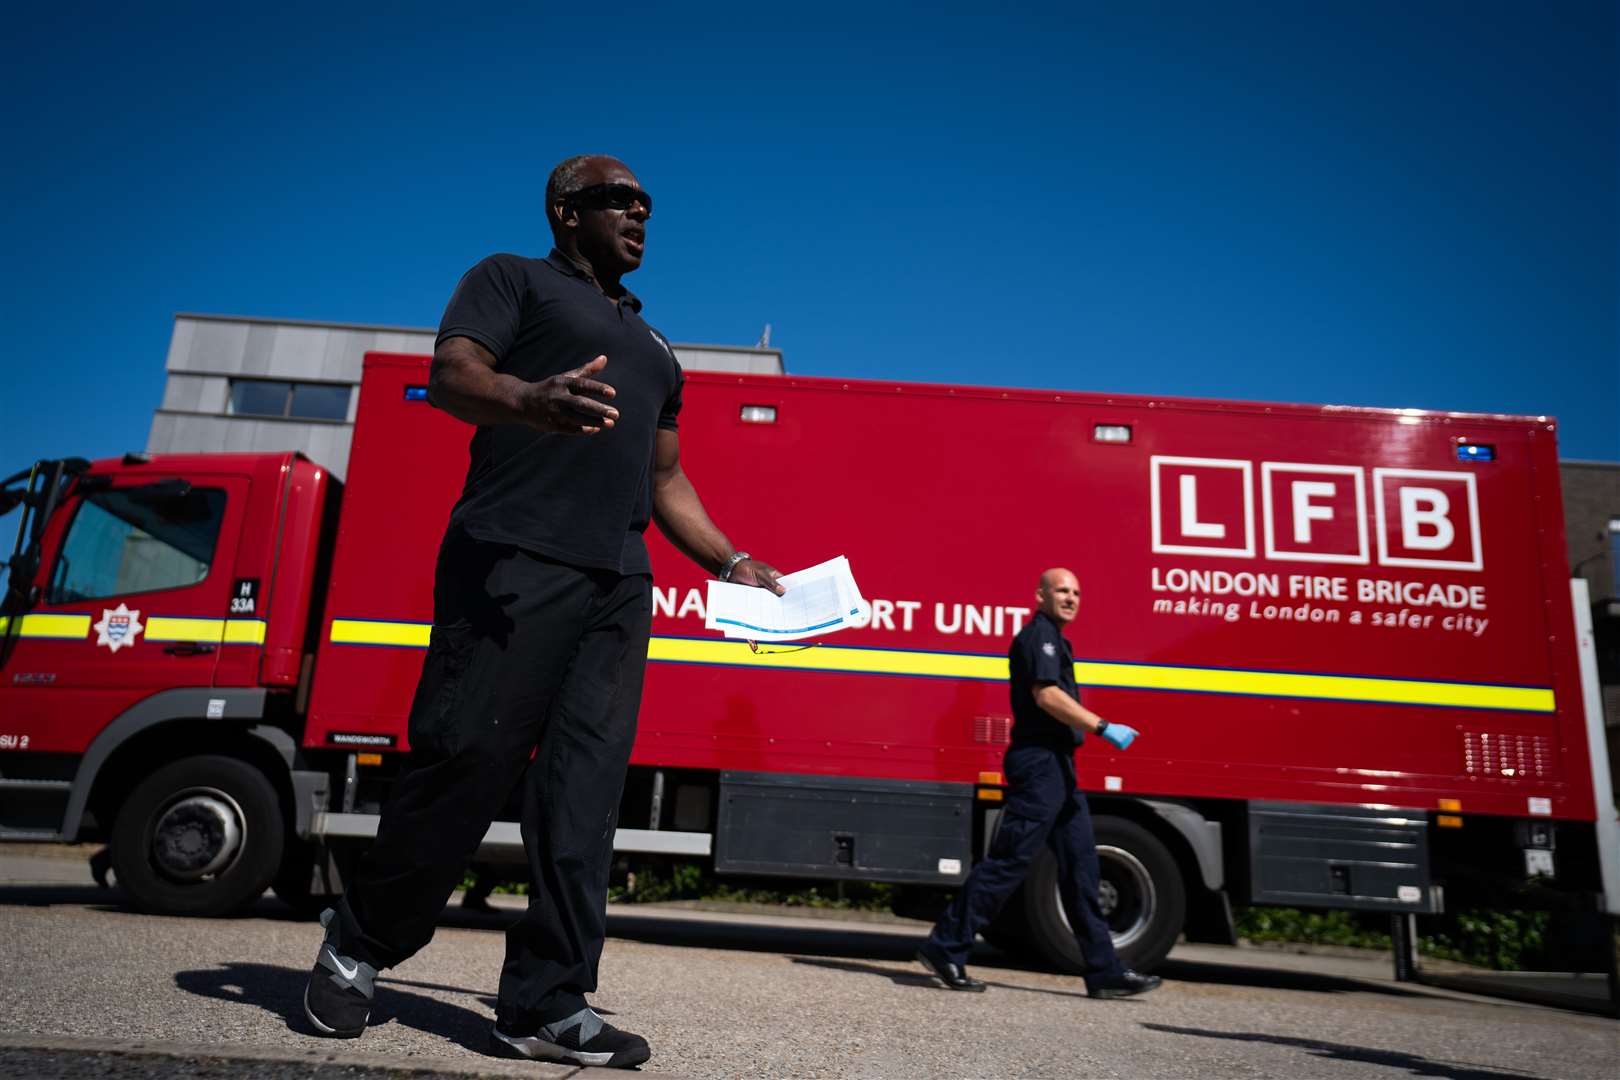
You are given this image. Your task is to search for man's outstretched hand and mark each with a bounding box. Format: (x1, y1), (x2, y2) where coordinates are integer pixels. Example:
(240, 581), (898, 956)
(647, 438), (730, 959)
(730, 558), (785, 595)
(517, 354), (619, 434)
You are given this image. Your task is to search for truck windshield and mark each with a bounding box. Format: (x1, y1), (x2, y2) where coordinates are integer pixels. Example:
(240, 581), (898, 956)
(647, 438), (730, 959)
(47, 486), (226, 603)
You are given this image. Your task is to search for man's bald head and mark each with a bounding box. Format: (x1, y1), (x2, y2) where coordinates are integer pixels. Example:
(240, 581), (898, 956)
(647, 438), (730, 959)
(1036, 567), (1081, 625)
(545, 154), (631, 237)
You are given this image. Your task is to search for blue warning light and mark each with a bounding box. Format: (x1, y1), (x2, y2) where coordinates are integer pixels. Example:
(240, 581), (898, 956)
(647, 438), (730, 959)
(1455, 443), (1495, 462)
(403, 386), (430, 402)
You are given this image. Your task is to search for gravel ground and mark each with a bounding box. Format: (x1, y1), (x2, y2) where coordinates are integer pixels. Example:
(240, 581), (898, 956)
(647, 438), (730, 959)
(1, 864), (1615, 1079)
(0, 1047), (510, 1079)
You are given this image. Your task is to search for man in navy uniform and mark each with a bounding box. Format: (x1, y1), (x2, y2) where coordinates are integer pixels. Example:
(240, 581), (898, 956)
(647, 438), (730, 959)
(303, 154), (783, 1068)
(917, 567), (1161, 998)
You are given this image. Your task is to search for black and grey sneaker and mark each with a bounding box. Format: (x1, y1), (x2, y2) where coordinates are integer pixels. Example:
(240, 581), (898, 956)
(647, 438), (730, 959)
(303, 908), (376, 1038)
(490, 1008), (651, 1069)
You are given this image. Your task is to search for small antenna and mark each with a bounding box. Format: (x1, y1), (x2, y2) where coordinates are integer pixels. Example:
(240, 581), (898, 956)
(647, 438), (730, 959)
(756, 323), (772, 349)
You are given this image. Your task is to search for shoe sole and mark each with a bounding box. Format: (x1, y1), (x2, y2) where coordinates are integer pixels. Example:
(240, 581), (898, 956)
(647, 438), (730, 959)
(303, 984), (366, 1038)
(915, 950), (986, 992)
(1088, 982), (1162, 999)
(490, 1028), (650, 1069)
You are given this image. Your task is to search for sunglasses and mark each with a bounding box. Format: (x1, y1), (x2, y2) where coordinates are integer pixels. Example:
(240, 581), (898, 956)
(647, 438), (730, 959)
(566, 183), (653, 214)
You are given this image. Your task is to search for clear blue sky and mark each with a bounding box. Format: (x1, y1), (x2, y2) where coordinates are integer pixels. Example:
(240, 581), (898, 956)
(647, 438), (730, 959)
(4, 1), (1616, 469)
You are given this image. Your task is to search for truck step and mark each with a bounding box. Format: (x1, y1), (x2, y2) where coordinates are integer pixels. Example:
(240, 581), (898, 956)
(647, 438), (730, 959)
(312, 813), (712, 858)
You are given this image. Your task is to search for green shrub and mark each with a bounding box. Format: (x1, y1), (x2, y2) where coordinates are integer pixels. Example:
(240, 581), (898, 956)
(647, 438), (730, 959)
(1234, 905), (1557, 971)
(1418, 909), (1552, 971)
(608, 860), (896, 911)
(1234, 907), (1391, 950)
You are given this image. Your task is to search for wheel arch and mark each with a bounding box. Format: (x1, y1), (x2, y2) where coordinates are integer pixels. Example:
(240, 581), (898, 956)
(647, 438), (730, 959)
(63, 689), (294, 837)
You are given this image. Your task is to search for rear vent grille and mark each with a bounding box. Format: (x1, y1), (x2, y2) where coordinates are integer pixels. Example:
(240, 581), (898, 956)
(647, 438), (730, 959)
(974, 716), (1012, 745)
(1462, 730), (1558, 780)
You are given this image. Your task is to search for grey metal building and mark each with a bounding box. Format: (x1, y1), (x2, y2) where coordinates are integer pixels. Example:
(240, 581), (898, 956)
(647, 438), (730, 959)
(147, 313), (784, 480)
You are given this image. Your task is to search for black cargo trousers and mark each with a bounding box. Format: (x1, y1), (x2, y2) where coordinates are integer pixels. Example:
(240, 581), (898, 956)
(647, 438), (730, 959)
(330, 524), (652, 1029)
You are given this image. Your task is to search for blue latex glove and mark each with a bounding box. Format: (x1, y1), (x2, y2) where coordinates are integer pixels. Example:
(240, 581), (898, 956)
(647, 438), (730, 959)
(1099, 723), (1139, 751)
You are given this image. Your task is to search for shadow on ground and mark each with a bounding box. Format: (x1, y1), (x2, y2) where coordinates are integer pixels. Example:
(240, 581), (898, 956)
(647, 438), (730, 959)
(1154, 955), (1426, 999)
(173, 963), (496, 1054)
(2, 883), (1426, 1002)
(788, 956), (1096, 1001)
(1142, 1022), (1559, 1080)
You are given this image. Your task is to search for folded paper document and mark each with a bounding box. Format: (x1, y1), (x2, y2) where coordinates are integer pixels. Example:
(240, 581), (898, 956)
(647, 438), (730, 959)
(705, 556), (869, 642)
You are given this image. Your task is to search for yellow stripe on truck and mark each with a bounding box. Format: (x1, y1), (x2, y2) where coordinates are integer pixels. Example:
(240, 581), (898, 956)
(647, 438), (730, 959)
(1077, 661), (1555, 714)
(143, 617), (268, 645)
(647, 636), (1011, 680)
(330, 618), (433, 648)
(325, 621), (1555, 714)
(0, 613), (93, 639)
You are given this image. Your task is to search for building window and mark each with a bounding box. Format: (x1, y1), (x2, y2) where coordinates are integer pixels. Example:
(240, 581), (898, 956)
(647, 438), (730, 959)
(228, 378), (352, 421)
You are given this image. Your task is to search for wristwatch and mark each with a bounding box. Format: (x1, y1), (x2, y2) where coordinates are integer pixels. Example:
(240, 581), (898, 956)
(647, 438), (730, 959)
(1095, 719), (1109, 735)
(719, 551), (751, 582)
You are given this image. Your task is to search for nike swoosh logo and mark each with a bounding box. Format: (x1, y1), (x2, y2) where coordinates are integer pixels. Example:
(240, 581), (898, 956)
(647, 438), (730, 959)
(324, 946), (360, 982)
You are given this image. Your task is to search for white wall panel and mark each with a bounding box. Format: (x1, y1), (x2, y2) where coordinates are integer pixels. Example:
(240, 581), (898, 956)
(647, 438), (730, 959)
(240, 323), (278, 377)
(161, 374), (205, 412)
(274, 326), (334, 381)
(186, 321), (252, 375)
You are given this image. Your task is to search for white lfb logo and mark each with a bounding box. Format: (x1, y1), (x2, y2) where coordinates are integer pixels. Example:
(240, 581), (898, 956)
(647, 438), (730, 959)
(1151, 456), (1482, 571)
(94, 603), (145, 653)
(1042, 641), (1057, 657)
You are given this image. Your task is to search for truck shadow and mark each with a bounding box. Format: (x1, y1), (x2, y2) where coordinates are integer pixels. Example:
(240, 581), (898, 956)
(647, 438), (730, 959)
(1140, 1022), (1557, 1080)
(601, 911), (1427, 999)
(1, 886), (1430, 1003)
(0, 884), (107, 907)
(788, 956), (1095, 1000)
(172, 962), (498, 1054)
(1153, 955), (1427, 998)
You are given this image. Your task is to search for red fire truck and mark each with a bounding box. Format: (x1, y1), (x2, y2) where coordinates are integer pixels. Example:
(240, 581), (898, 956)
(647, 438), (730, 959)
(3, 354), (1616, 974)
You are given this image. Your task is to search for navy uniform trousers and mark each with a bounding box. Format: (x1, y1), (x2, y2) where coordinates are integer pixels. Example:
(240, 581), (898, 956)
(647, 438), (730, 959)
(329, 525), (652, 1029)
(927, 743), (1126, 983)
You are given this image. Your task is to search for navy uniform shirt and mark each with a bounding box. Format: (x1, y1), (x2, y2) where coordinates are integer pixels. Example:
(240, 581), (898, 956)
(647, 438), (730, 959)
(1008, 611), (1083, 750)
(436, 251), (683, 576)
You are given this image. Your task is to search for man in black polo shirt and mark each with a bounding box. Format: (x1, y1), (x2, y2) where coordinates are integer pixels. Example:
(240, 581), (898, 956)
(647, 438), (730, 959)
(303, 155), (783, 1069)
(916, 568), (1161, 999)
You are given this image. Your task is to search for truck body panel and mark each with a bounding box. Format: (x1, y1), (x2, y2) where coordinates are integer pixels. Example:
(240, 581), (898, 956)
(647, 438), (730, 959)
(308, 356), (1593, 824)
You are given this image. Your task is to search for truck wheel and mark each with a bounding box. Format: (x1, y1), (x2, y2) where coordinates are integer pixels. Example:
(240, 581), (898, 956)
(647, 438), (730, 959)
(1020, 815), (1185, 974)
(109, 755), (284, 917)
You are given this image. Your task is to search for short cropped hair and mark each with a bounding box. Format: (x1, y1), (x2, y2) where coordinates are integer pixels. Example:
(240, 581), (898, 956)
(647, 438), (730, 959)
(545, 155), (601, 237)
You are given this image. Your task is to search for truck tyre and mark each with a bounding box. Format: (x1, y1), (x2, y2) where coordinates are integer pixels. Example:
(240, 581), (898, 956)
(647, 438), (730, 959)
(110, 755), (284, 917)
(1019, 814), (1185, 974)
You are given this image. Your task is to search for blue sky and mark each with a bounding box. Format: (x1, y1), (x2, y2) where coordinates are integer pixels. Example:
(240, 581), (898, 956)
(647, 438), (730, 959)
(3, 1), (1616, 469)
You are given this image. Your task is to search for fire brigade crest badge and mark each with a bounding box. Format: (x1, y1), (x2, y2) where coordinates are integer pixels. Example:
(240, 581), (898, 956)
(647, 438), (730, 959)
(93, 604), (144, 653)
(1042, 641), (1057, 657)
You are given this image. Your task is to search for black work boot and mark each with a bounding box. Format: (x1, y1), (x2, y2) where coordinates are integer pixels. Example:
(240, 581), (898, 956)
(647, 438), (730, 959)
(916, 943), (987, 992)
(1087, 968), (1162, 999)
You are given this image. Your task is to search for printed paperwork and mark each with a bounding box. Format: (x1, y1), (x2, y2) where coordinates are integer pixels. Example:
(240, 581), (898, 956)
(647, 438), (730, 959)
(705, 555), (869, 642)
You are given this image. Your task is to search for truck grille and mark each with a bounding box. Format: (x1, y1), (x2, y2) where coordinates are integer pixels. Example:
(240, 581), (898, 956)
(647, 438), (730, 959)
(973, 715), (1012, 745)
(1461, 730), (1558, 780)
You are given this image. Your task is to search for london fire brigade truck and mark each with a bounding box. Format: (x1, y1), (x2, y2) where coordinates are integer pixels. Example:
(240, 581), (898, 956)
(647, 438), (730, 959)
(3, 354), (1616, 975)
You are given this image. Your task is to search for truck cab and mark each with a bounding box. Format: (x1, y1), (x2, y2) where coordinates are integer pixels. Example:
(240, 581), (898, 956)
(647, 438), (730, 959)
(0, 452), (335, 914)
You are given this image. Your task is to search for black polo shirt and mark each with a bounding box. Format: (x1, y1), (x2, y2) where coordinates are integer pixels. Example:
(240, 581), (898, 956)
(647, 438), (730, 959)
(436, 251), (683, 576)
(1008, 611), (1084, 750)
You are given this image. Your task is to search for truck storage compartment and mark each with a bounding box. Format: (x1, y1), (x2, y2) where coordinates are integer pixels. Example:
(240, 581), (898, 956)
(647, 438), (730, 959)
(716, 770), (972, 885)
(1248, 801), (1438, 912)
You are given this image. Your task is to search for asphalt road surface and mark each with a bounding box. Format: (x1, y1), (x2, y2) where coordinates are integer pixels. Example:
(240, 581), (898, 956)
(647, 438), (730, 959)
(2, 849), (1615, 1079)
